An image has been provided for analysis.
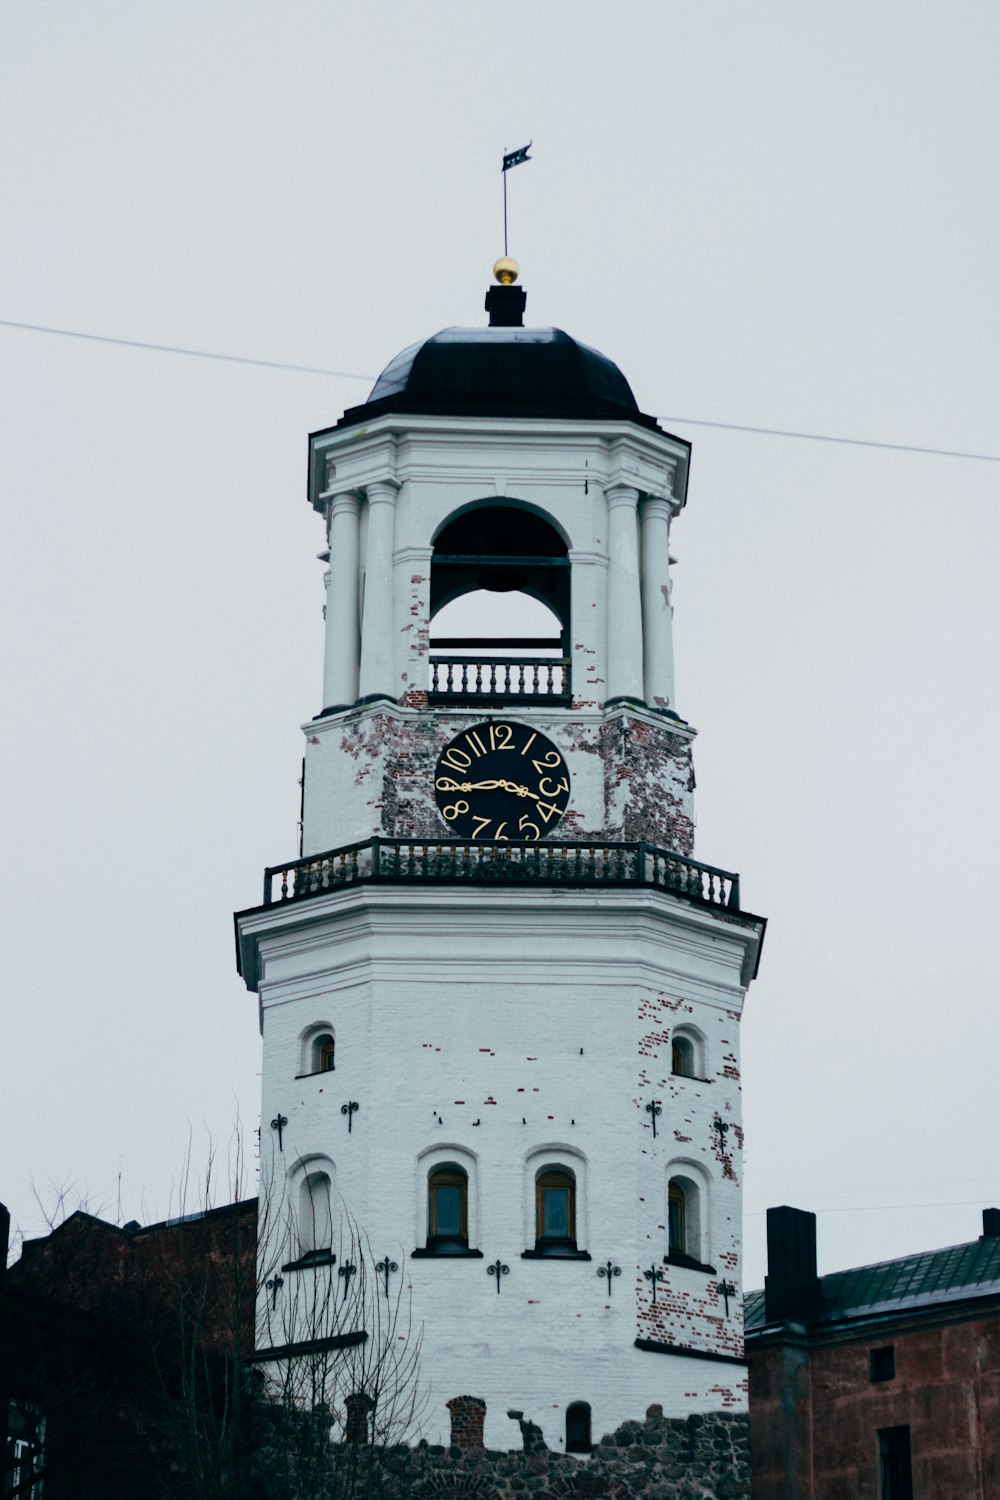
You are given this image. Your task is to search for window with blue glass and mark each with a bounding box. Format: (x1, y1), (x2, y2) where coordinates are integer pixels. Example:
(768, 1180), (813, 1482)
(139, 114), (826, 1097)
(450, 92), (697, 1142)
(535, 1167), (576, 1250)
(427, 1164), (468, 1251)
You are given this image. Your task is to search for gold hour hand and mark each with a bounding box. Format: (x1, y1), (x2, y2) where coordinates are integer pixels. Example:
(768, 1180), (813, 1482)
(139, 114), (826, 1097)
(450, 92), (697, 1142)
(499, 779), (537, 800)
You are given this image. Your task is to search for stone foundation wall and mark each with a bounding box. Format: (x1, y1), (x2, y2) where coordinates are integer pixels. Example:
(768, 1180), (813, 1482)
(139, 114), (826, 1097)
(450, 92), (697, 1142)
(348, 1404), (751, 1500)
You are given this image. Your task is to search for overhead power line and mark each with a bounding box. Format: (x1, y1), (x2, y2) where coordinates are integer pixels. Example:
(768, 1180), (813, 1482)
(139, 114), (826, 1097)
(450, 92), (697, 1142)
(0, 318), (372, 382)
(659, 414), (1000, 464)
(3, 317), (998, 463)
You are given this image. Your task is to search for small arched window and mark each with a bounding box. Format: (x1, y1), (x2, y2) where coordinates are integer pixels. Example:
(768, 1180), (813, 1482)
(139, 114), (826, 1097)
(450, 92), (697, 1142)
(668, 1180), (687, 1255)
(671, 1036), (694, 1077)
(427, 1163), (468, 1251)
(666, 1171), (709, 1269)
(535, 1167), (576, 1250)
(565, 1401), (592, 1454)
(671, 1026), (704, 1078)
(298, 1170), (334, 1258)
(312, 1032), (335, 1073)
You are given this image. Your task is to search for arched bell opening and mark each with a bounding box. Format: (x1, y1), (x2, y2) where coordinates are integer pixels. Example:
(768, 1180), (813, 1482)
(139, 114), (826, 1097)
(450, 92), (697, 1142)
(429, 505), (571, 706)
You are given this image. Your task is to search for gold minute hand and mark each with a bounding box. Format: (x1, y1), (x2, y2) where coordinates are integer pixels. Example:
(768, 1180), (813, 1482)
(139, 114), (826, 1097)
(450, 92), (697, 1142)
(435, 778), (512, 793)
(434, 777), (540, 799)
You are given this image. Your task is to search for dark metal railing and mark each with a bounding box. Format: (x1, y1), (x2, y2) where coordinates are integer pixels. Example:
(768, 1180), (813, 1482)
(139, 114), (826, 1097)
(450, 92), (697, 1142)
(428, 655), (572, 704)
(263, 837), (741, 911)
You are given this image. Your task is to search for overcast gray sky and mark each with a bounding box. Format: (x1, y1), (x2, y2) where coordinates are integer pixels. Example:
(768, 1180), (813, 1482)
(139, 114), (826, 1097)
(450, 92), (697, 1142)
(2, 1), (998, 1290)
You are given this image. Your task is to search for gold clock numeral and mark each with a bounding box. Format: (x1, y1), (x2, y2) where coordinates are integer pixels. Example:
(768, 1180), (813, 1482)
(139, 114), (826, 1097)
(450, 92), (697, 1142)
(518, 815), (541, 840)
(442, 800), (470, 821)
(488, 723), (515, 751)
(443, 748), (472, 771)
(471, 815), (492, 839)
(464, 730), (487, 757)
(538, 775), (570, 798)
(532, 752), (562, 774)
(519, 731), (538, 756)
(535, 801), (562, 824)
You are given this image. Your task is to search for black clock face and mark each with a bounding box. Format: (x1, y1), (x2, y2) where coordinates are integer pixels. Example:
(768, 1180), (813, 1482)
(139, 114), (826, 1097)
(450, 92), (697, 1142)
(433, 721), (571, 841)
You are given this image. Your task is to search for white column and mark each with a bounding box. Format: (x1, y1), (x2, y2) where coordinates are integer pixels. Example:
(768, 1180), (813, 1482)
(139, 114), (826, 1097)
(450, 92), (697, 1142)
(640, 497), (675, 710)
(394, 545), (433, 704)
(358, 479), (399, 701)
(606, 484), (643, 701)
(568, 549), (607, 708)
(322, 491), (362, 709)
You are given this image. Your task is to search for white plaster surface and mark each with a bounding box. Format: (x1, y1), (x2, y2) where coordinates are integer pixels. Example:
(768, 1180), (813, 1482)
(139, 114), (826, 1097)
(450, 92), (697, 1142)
(244, 885), (759, 1449)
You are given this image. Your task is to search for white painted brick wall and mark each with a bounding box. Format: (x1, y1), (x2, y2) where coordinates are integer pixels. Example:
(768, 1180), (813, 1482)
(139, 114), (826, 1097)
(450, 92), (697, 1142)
(247, 886), (759, 1449)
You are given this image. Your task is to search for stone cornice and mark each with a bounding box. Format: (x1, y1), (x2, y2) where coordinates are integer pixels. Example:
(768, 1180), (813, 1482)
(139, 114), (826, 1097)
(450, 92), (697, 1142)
(236, 882), (764, 994)
(309, 414), (689, 514)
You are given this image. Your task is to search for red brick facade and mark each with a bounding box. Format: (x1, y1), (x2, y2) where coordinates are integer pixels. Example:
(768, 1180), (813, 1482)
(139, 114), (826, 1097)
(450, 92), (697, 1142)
(747, 1206), (1000, 1499)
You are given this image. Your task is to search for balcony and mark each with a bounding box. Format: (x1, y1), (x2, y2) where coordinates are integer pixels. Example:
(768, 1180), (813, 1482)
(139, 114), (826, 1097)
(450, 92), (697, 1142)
(261, 837), (741, 911)
(428, 637), (571, 706)
(428, 655), (572, 706)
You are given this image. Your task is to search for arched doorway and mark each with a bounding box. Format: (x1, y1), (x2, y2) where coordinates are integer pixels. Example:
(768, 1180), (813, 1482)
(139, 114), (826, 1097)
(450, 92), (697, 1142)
(429, 505), (571, 706)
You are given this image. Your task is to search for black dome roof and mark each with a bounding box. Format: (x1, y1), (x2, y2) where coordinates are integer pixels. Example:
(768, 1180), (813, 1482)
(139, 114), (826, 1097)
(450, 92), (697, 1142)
(336, 326), (660, 431)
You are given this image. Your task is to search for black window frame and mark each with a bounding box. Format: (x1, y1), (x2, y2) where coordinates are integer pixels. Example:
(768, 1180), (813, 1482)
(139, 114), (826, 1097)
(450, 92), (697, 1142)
(412, 1162), (482, 1258)
(878, 1425), (913, 1500)
(565, 1401), (592, 1454)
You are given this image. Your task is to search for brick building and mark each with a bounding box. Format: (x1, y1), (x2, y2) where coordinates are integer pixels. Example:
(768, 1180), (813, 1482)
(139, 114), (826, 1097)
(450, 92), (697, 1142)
(745, 1204), (1000, 1499)
(2, 1197), (257, 1498)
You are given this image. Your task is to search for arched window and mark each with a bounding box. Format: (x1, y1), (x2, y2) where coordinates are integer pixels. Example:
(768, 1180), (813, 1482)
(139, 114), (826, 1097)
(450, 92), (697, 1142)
(671, 1026), (703, 1078)
(672, 1036), (694, 1077)
(427, 1163), (469, 1251)
(565, 1402), (592, 1454)
(668, 1180), (687, 1254)
(413, 1146), (481, 1258)
(666, 1169), (709, 1269)
(299, 1024), (336, 1077)
(298, 1170), (334, 1259)
(429, 504), (571, 706)
(535, 1167), (576, 1250)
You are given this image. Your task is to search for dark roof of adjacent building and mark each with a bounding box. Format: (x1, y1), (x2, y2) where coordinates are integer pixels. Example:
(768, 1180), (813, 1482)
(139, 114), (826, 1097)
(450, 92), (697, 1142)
(745, 1229), (1000, 1335)
(334, 325), (664, 433)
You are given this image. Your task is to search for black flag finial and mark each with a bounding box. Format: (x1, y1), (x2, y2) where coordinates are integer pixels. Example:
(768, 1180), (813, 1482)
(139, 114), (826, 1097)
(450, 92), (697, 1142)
(501, 141), (532, 257)
(502, 141), (532, 172)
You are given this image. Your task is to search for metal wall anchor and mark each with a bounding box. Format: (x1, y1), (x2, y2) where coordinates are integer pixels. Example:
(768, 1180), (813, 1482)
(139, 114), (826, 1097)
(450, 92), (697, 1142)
(644, 1264), (665, 1303)
(487, 1259), (510, 1293)
(376, 1257), (398, 1296)
(597, 1261), (621, 1293)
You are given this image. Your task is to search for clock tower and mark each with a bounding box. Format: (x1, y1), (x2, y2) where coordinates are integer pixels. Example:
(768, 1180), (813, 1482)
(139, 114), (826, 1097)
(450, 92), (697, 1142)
(236, 263), (765, 1453)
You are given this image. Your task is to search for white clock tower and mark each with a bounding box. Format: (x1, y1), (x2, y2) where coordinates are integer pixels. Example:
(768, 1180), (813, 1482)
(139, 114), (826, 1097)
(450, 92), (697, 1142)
(236, 262), (765, 1453)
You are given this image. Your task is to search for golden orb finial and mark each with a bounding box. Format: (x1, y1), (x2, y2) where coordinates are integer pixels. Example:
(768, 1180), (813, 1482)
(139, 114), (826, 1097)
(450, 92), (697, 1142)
(492, 257), (519, 285)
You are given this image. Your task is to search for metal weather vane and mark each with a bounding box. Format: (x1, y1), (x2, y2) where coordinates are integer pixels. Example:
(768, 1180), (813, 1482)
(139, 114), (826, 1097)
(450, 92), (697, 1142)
(501, 141), (532, 257)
